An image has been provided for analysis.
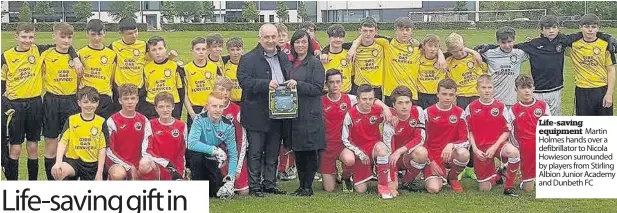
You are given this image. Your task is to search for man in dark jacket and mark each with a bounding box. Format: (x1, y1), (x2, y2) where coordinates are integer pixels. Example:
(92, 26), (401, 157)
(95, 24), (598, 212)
(237, 24), (290, 197)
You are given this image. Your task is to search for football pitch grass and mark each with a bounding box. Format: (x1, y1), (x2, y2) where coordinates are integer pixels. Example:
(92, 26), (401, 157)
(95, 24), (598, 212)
(2, 28), (617, 212)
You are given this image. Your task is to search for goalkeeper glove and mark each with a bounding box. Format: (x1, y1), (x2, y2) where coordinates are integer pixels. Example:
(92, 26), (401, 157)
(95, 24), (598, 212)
(165, 163), (183, 180)
(216, 176), (235, 199)
(212, 147), (227, 168)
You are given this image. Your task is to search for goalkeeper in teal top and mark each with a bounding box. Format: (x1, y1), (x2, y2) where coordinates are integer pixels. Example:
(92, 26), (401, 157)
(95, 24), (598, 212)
(187, 91), (238, 199)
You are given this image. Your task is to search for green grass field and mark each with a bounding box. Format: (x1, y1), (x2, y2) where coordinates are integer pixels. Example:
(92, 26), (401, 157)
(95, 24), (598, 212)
(1, 28), (617, 212)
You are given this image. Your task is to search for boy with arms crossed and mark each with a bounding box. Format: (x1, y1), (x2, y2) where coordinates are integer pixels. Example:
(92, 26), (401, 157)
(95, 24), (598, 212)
(105, 84), (149, 180)
(1, 23), (81, 180)
(464, 75), (520, 196)
(52, 86), (107, 181)
(423, 79), (470, 193)
(78, 19), (116, 119)
(508, 75), (550, 192)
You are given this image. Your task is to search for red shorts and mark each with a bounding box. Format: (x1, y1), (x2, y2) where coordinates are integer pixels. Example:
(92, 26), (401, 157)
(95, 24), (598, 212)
(474, 143), (506, 183)
(320, 143), (344, 175)
(221, 159), (249, 191)
(519, 141), (535, 182)
(424, 152), (451, 179)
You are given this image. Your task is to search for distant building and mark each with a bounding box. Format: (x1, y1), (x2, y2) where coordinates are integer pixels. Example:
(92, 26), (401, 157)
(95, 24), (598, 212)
(2, 1), (476, 28)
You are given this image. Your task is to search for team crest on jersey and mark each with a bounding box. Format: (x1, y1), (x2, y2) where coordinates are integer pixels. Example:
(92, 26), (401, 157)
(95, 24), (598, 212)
(372, 49), (379, 57)
(164, 68), (172, 78)
(369, 116), (377, 124)
(225, 114), (234, 122)
(28, 55), (36, 64)
(101, 56), (108, 64)
(409, 119), (418, 127)
(133, 49), (140, 56)
(593, 47), (601, 55)
(510, 55), (518, 63)
(556, 44), (563, 53)
(134, 122), (142, 131)
(90, 127), (99, 136)
(467, 61), (474, 69)
(216, 130), (225, 139)
(407, 45), (414, 53)
(534, 108), (543, 117)
(449, 115), (458, 124)
(491, 107), (499, 116)
(171, 129), (180, 138)
(340, 58), (348, 67)
(69, 59), (75, 68)
(205, 72), (212, 79)
(340, 103), (348, 110)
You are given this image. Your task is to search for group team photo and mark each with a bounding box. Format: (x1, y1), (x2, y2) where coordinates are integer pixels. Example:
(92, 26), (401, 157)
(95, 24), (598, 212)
(1, 3), (616, 206)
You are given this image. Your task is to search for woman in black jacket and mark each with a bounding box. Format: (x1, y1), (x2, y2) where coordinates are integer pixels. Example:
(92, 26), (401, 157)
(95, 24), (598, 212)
(284, 30), (326, 196)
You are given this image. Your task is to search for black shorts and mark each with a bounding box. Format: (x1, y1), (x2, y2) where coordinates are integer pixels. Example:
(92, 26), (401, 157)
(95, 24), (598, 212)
(456, 96), (479, 110)
(95, 95), (114, 119)
(417, 92), (438, 109)
(141, 101), (183, 120)
(7, 97), (43, 144)
(112, 84), (146, 112)
(186, 105), (204, 130)
(43, 94), (79, 139)
(187, 150), (223, 197)
(64, 157), (98, 181)
(575, 86), (613, 116)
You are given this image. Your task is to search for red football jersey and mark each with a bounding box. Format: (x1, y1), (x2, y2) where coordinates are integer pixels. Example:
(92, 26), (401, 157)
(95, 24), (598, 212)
(342, 105), (384, 153)
(143, 118), (187, 174)
(223, 102), (243, 150)
(106, 112), (148, 168)
(322, 94), (357, 144)
(383, 106), (426, 151)
(463, 99), (510, 150)
(509, 99), (550, 146)
(424, 104), (468, 156)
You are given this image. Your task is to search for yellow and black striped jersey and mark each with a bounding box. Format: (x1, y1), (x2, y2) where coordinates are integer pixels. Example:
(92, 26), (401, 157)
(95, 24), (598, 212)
(375, 36), (422, 98)
(323, 49), (354, 93)
(109, 40), (147, 88)
(60, 114), (108, 163)
(222, 56), (242, 102)
(144, 59), (184, 103)
(353, 42), (384, 87)
(446, 53), (488, 97)
(78, 46), (116, 96)
(41, 48), (79, 96)
(567, 38), (616, 88)
(184, 61), (219, 106)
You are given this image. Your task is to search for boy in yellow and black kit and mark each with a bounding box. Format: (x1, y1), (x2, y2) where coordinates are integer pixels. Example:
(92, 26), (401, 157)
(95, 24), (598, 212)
(222, 37), (244, 104)
(78, 19), (116, 119)
(2, 23), (82, 180)
(52, 86), (108, 181)
(183, 37), (220, 129)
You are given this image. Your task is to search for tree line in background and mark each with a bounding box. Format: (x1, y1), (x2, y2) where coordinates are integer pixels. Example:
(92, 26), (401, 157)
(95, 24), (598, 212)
(13, 1), (617, 23)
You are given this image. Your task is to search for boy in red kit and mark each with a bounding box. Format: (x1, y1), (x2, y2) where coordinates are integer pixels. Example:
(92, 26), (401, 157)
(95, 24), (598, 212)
(139, 92), (187, 180)
(463, 74), (521, 196)
(214, 77), (250, 196)
(383, 86), (428, 195)
(341, 84), (393, 199)
(423, 78), (470, 193)
(508, 74), (550, 193)
(105, 84), (149, 180)
(321, 69), (391, 192)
